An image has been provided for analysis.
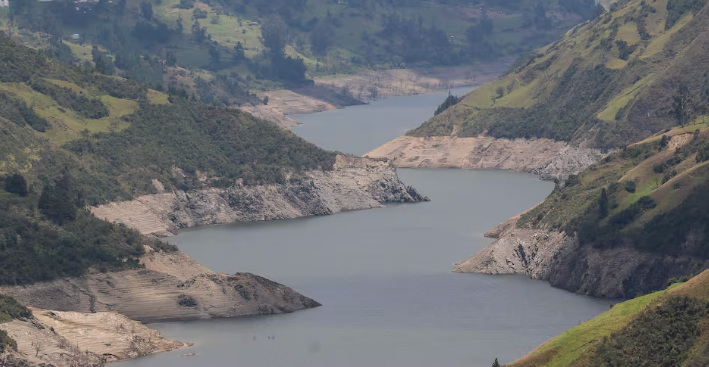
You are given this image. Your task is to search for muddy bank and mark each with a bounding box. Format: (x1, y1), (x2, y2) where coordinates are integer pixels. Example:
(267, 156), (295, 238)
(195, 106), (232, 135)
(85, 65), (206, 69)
(367, 136), (607, 180)
(90, 155), (427, 237)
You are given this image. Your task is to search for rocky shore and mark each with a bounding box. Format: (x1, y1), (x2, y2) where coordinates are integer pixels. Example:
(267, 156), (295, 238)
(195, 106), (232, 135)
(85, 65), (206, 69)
(453, 216), (704, 298)
(367, 136), (607, 180)
(91, 155), (427, 237)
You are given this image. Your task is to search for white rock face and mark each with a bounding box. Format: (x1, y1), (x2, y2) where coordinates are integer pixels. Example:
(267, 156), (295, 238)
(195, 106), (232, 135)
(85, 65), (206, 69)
(90, 155), (426, 237)
(454, 216), (704, 298)
(366, 136), (608, 180)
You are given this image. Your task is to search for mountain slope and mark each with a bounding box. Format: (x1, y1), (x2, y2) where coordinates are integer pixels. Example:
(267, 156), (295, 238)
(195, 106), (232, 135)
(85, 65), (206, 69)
(455, 123), (709, 298)
(370, 0), (709, 177)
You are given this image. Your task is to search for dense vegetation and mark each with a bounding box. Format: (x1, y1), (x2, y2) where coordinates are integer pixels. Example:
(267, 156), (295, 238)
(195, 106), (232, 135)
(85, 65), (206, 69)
(64, 100), (336, 198)
(588, 296), (708, 366)
(0, 172), (153, 285)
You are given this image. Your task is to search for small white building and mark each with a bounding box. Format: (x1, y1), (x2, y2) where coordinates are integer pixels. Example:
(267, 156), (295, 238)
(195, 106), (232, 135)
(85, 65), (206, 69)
(0, 0), (9, 8)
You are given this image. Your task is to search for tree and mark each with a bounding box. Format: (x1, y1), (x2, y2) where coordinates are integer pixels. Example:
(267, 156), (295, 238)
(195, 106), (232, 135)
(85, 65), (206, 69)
(233, 41), (245, 62)
(208, 45), (221, 68)
(672, 83), (693, 127)
(166, 51), (177, 67)
(140, 1), (153, 22)
(659, 135), (669, 149)
(492, 358), (501, 367)
(261, 14), (288, 59)
(599, 188), (609, 218)
(368, 86), (379, 100)
(176, 16), (184, 33)
(496, 86), (504, 99)
(310, 22), (335, 55)
(4, 174), (28, 196)
(191, 20), (207, 43)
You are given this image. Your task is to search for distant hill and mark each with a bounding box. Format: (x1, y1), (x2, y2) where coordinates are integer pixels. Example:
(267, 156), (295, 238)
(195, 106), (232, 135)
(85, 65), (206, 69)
(408, 0), (709, 149)
(0, 0), (600, 98)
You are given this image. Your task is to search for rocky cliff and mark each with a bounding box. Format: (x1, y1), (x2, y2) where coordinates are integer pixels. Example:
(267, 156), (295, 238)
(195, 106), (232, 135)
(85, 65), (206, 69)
(454, 216), (705, 298)
(90, 155), (427, 237)
(366, 136), (606, 180)
(0, 247), (320, 323)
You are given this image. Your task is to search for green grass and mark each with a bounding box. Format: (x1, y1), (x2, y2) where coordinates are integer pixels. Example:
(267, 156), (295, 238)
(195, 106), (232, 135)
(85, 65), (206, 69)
(641, 12), (693, 58)
(513, 289), (668, 367)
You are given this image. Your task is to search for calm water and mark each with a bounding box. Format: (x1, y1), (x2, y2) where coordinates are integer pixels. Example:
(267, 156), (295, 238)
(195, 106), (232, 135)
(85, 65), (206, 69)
(119, 90), (610, 367)
(291, 87), (476, 155)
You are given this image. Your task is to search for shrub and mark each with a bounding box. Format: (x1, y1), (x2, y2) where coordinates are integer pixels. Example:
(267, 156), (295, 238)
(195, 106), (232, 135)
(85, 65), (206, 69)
(0, 295), (32, 322)
(177, 294), (198, 307)
(3, 174), (28, 197)
(625, 181), (636, 193)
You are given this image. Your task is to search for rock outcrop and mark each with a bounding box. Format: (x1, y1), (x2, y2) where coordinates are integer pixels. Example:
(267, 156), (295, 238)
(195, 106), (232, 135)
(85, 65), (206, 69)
(90, 155), (427, 237)
(366, 136), (607, 180)
(0, 248), (320, 323)
(454, 216), (705, 298)
(0, 307), (187, 367)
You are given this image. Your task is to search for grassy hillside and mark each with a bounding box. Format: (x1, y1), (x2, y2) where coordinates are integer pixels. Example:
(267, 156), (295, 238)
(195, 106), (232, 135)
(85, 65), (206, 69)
(0, 0), (599, 98)
(0, 34), (336, 286)
(508, 271), (709, 366)
(410, 0), (709, 149)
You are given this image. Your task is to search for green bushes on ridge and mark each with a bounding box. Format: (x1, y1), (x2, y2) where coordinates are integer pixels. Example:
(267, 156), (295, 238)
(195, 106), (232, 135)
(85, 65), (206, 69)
(586, 296), (709, 366)
(0, 295), (31, 323)
(0, 91), (49, 132)
(666, 0), (709, 29)
(29, 79), (109, 119)
(64, 101), (337, 193)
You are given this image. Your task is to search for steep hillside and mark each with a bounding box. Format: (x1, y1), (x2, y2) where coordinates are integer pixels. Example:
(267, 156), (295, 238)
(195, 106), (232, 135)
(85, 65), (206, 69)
(455, 124), (709, 298)
(506, 271), (709, 366)
(0, 34), (424, 285)
(370, 0), (709, 177)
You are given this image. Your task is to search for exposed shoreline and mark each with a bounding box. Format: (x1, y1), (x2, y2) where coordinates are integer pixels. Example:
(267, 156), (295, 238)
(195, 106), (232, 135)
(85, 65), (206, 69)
(243, 60), (513, 127)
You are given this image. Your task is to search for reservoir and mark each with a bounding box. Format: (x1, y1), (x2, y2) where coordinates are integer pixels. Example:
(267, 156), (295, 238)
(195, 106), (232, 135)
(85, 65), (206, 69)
(118, 88), (610, 367)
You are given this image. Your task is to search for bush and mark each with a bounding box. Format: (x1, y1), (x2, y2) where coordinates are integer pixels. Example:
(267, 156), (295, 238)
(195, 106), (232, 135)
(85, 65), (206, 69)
(0, 295), (32, 323)
(177, 294), (198, 307)
(0, 91), (49, 132)
(3, 174), (28, 197)
(0, 329), (16, 353)
(625, 181), (636, 193)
